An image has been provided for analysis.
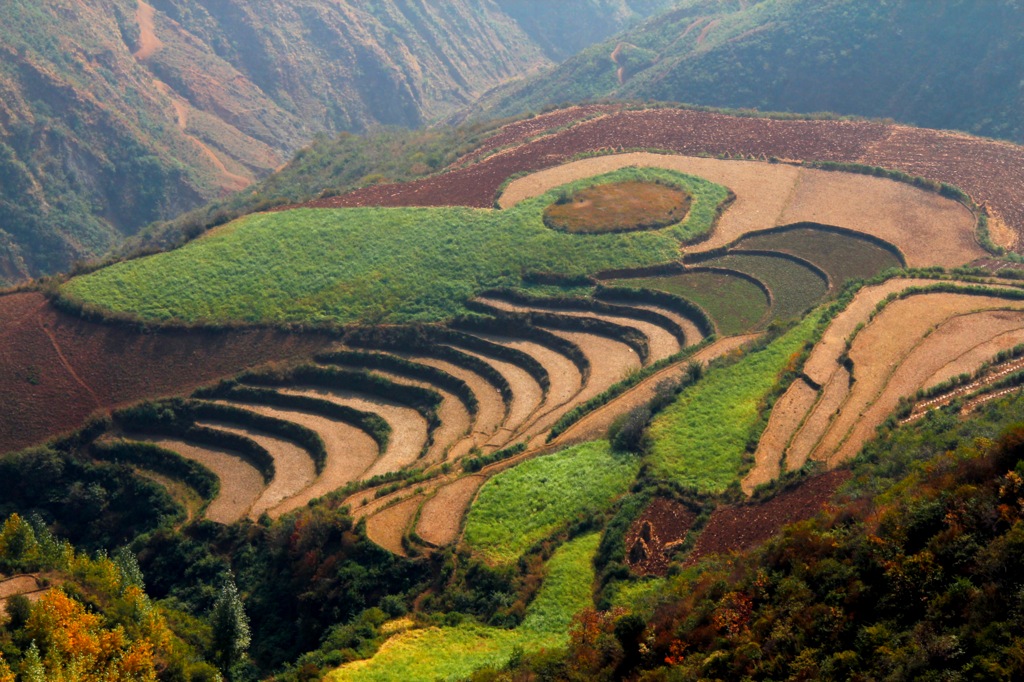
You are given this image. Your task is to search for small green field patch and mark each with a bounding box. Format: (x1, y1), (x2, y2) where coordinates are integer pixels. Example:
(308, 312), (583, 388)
(463, 442), (640, 565)
(647, 312), (821, 492)
(328, 533), (600, 681)
(543, 180), (691, 234)
(737, 226), (903, 286)
(707, 253), (828, 323)
(611, 270), (769, 335)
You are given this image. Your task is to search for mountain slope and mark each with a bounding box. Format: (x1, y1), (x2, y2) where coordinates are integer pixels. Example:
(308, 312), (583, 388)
(473, 0), (1024, 143)
(0, 0), (554, 284)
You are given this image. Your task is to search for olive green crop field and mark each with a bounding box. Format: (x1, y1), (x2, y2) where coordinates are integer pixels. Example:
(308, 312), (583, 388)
(62, 169), (729, 325)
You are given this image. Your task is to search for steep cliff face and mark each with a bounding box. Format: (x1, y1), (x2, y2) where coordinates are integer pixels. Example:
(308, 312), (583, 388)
(0, 0), (554, 282)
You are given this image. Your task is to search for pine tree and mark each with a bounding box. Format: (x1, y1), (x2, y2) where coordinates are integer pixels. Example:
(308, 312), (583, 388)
(210, 576), (250, 679)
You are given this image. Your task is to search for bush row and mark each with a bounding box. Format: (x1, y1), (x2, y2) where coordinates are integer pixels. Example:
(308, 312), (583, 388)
(462, 443), (528, 473)
(90, 440), (220, 501)
(317, 349), (479, 416)
(480, 287), (688, 345)
(595, 285), (716, 339)
(193, 381), (391, 452)
(192, 401), (327, 474)
(465, 301), (651, 364)
(113, 400), (276, 483)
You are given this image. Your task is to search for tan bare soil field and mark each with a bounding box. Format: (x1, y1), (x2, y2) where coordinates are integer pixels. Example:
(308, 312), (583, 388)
(476, 298), (682, 362)
(365, 495), (424, 557)
(500, 154), (979, 267)
(625, 302), (706, 347)
(923, 330), (1024, 392)
(831, 310), (1024, 464)
(743, 378), (820, 494)
(465, 334), (583, 436)
(200, 421), (316, 519)
(0, 575), (41, 599)
(217, 403), (379, 515)
(406, 355), (506, 452)
(415, 476), (486, 547)
(554, 334), (761, 446)
(139, 436), (264, 524)
(813, 293), (1024, 465)
(784, 367), (851, 471)
(278, 388), (427, 479)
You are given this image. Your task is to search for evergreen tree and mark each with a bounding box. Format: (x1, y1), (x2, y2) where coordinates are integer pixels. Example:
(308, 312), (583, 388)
(210, 576), (251, 679)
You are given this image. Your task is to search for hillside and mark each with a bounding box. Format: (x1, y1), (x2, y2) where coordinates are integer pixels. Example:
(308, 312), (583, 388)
(471, 0), (1024, 144)
(5, 106), (1024, 680)
(1, 0), (674, 285)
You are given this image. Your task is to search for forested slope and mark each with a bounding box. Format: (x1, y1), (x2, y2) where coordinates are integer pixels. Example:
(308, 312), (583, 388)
(474, 0), (1024, 143)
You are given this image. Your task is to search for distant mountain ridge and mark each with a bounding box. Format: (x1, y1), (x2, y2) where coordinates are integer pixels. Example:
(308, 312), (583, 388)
(0, 0), (674, 283)
(471, 0), (1024, 143)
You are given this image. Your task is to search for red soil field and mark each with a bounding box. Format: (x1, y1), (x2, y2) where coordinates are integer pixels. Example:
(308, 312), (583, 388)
(297, 108), (1024, 246)
(685, 470), (852, 565)
(0, 292), (332, 455)
(625, 497), (697, 577)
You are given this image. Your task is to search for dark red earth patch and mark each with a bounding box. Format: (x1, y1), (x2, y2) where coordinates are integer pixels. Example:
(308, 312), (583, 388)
(685, 470), (853, 565)
(625, 497), (698, 577)
(0, 292), (333, 454)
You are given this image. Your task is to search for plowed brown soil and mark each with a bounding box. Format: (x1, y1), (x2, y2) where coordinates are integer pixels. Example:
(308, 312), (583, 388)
(744, 378), (820, 494)
(197, 421), (316, 518)
(415, 475), (486, 547)
(136, 436), (264, 524)
(296, 108), (1024, 247)
(0, 292), (330, 455)
(500, 154), (978, 267)
(278, 388), (427, 479)
(365, 495), (424, 557)
(625, 498), (697, 577)
(685, 470), (852, 565)
(216, 402), (379, 514)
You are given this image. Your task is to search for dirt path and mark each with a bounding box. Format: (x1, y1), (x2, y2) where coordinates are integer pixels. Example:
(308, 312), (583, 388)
(137, 436), (264, 524)
(278, 387), (427, 479)
(217, 403), (379, 515)
(199, 420), (316, 519)
(415, 476), (486, 547)
(555, 334), (761, 446)
(35, 318), (102, 409)
(743, 377), (820, 494)
(365, 495), (424, 557)
(498, 154), (981, 268)
(476, 298), (682, 363)
(814, 294), (1024, 465)
(133, 1), (163, 60)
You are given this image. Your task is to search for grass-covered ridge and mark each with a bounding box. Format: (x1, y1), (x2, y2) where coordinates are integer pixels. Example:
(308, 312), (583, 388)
(463, 442), (640, 565)
(647, 312), (822, 492)
(62, 168), (729, 325)
(329, 532), (600, 681)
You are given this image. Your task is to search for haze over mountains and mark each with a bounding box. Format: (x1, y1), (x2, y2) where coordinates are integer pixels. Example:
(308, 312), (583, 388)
(0, 0), (673, 283)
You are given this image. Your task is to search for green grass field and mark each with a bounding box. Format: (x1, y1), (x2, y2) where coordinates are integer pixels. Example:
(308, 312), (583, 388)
(329, 532), (600, 681)
(63, 169), (729, 325)
(647, 312), (821, 492)
(736, 227), (903, 286)
(708, 253), (829, 323)
(463, 442), (640, 565)
(612, 270), (770, 335)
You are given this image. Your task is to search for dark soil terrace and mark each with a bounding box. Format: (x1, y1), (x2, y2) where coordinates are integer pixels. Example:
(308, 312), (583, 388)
(297, 108), (1024, 246)
(625, 497), (697, 577)
(684, 470), (853, 565)
(0, 292), (333, 454)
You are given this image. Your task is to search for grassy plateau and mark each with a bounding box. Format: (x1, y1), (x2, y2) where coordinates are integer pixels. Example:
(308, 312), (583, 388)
(62, 169), (729, 325)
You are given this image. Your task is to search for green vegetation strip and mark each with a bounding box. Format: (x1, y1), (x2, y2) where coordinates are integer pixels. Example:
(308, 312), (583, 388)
(62, 168), (729, 325)
(90, 440), (220, 501)
(328, 533), (600, 682)
(463, 442), (640, 565)
(647, 312), (821, 493)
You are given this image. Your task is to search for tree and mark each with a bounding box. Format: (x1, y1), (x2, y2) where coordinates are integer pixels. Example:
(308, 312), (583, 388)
(210, 576), (251, 678)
